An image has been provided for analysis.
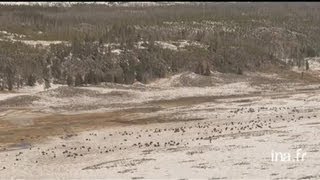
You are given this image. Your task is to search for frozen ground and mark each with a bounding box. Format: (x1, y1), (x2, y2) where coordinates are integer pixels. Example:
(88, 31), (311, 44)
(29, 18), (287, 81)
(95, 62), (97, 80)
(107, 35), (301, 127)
(0, 72), (320, 179)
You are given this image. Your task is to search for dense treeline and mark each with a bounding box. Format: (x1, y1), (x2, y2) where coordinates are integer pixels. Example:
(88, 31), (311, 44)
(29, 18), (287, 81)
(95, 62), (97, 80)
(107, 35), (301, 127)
(0, 2), (319, 90)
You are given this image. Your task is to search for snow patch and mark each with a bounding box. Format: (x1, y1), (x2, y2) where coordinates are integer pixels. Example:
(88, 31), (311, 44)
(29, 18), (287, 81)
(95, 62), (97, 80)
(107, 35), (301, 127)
(0, 83), (64, 101)
(306, 57), (320, 71)
(155, 41), (178, 51)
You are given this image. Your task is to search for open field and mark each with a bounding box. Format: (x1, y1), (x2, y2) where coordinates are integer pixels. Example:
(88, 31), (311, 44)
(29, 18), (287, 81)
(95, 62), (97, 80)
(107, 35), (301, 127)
(0, 71), (320, 179)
